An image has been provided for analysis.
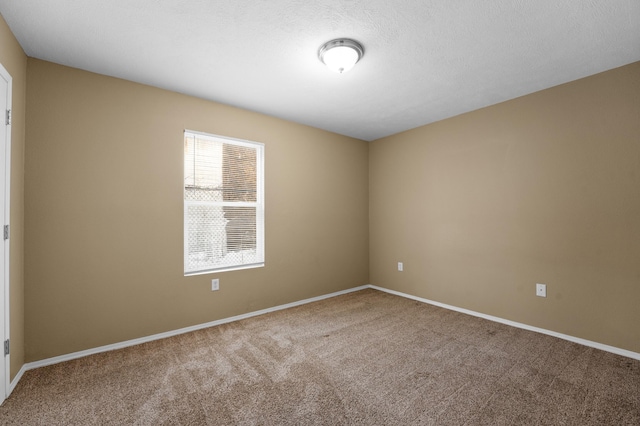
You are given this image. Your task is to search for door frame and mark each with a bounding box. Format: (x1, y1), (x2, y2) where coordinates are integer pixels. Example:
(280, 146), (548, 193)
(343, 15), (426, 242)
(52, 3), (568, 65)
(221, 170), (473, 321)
(0, 62), (12, 404)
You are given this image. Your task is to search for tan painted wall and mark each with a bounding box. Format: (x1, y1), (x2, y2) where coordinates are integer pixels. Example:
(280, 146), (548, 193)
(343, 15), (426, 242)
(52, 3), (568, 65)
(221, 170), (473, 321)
(370, 62), (640, 353)
(25, 59), (369, 361)
(0, 13), (26, 380)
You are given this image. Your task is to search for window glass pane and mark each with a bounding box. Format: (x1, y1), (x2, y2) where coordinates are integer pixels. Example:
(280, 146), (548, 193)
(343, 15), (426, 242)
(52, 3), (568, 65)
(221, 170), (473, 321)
(223, 206), (257, 252)
(223, 144), (257, 202)
(185, 204), (227, 265)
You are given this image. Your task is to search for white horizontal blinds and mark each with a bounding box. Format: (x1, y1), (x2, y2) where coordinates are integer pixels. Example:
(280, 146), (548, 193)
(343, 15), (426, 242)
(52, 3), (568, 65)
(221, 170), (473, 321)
(184, 131), (264, 274)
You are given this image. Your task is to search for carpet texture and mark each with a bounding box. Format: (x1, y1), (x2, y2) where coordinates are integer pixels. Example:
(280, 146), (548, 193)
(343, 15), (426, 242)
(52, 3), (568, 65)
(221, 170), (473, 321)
(1, 289), (638, 425)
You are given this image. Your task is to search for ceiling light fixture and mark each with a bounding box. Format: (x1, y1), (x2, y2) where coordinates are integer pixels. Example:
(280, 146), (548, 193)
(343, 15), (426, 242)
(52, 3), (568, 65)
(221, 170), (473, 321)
(318, 38), (364, 74)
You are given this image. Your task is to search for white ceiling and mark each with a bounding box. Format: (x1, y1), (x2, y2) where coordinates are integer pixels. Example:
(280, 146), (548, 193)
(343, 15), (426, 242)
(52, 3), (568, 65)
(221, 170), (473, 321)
(1, 1), (639, 141)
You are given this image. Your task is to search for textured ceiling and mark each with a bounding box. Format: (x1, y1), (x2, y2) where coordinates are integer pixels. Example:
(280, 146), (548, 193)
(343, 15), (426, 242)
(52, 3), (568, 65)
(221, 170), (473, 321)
(1, 0), (639, 141)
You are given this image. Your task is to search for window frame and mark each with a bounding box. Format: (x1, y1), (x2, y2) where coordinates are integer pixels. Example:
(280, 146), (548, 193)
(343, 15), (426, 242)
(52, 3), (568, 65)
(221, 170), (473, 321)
(183, 130), (265, 276)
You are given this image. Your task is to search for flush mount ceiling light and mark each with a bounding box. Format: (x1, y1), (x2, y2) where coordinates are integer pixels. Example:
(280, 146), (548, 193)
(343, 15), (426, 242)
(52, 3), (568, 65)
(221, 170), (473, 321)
(318, 38), (364, 74)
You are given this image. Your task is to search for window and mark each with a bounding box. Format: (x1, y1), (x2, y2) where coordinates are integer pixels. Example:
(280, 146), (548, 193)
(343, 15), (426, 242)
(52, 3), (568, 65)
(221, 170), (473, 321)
(184, 130), (264, 275)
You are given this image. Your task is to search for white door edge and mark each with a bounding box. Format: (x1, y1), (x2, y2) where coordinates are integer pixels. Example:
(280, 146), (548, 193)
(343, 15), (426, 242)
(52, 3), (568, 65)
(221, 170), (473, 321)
(0, 61), (12, 404)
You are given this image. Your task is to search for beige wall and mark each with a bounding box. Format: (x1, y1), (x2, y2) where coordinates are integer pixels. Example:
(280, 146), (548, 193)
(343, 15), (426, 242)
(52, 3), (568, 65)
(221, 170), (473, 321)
(370, 62), (640, 353)
(0, 14), (26, 380)
(25, 59), (369, 361)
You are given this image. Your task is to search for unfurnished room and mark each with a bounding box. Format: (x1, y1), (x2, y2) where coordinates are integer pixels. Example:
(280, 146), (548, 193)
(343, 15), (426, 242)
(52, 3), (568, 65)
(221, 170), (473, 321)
(0, 1), (638, 424)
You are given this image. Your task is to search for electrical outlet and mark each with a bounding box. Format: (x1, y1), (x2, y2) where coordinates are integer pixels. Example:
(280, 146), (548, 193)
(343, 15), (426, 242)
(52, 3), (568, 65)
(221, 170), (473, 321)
(398, 262), (403, 272)
(536, 283), (546, 298)
(211, 279), (220, 291)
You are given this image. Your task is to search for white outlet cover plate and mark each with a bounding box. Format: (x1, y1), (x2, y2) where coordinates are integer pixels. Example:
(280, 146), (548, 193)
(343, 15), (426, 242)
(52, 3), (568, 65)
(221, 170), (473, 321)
(536, 283), (546, 297)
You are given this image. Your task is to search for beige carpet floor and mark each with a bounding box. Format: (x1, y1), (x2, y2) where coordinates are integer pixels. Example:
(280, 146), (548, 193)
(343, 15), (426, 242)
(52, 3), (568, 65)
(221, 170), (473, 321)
(0, 288), (638, 425)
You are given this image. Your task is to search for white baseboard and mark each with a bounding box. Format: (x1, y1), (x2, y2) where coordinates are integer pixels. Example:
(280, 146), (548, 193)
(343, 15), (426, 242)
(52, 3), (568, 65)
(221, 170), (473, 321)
(11, 282), (638, 398)
(8, 364), (26, 397)
(22, 285), (370, 372)
(368, 284), (640, 361)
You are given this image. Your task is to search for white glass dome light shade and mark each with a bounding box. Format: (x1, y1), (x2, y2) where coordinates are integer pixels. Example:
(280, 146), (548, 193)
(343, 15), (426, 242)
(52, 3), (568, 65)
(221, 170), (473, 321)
(322, 46), (359, 73)
(319, 39), (364, 73)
